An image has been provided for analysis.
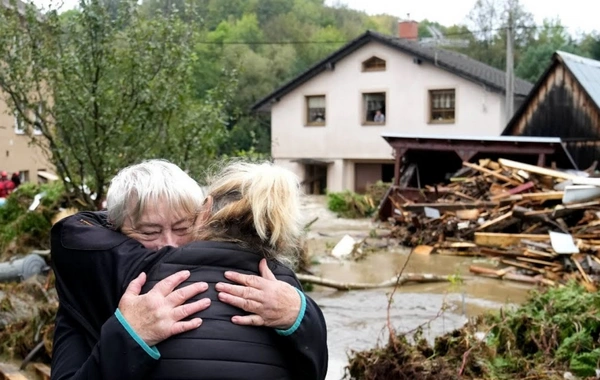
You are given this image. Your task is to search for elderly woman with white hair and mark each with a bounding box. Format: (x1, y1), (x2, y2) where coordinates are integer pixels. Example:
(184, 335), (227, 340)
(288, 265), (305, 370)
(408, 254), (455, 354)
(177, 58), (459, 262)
(51, 160), (328, 380)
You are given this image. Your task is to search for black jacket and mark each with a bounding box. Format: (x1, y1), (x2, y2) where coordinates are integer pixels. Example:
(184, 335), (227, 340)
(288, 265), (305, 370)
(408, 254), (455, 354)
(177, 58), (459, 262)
(51, 211), (328, 380)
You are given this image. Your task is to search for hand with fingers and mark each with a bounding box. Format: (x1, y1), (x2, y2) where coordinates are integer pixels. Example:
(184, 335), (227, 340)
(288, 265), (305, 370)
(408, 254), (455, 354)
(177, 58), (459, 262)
(118, 270), (211, 347)
(215, 259), (301, 330)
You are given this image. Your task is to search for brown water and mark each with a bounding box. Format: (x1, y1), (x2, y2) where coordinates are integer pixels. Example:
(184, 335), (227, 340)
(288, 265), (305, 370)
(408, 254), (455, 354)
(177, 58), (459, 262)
(300, 195), (533, 380)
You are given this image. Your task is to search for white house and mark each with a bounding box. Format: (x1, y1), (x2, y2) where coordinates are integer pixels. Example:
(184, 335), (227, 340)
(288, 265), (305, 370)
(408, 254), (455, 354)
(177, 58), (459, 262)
(252, 23), (533, 194)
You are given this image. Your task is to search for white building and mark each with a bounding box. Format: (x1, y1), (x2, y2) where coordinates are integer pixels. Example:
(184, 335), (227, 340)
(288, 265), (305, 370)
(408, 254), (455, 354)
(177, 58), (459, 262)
(253, 23), (533, 194)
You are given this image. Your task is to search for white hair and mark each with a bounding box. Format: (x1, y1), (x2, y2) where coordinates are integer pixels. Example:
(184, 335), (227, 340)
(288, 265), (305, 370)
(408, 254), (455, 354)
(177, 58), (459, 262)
(106, 159), (205, 229)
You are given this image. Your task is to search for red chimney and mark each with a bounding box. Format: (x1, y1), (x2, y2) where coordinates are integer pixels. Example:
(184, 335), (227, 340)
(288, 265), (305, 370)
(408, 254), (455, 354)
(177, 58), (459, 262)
(398, 20), (418, 41)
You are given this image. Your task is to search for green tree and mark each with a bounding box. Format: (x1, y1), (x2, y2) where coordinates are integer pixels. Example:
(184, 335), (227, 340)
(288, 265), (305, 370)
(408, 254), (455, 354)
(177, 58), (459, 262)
(0, 0), (230, 209)
(464, 0), (535, 70)
(579, 33), (600, 60)
(516, 19), (580, 82)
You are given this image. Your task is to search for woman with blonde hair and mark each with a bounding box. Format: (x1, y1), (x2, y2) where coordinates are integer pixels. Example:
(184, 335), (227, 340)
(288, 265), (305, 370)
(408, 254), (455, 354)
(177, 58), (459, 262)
(52, 159), (328, 380)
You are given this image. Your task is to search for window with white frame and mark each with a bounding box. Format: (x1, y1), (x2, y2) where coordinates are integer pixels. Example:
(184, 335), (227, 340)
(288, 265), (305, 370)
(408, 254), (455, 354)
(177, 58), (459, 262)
(306, 95), (326, 126)
(362, 92), (386, 125)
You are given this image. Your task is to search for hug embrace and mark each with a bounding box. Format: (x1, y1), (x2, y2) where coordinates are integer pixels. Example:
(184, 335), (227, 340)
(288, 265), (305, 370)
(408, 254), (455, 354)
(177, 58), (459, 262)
(50, 159), (328, 380)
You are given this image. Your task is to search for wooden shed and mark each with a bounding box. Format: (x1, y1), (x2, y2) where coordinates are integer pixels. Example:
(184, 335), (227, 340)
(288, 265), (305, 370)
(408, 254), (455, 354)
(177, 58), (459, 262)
(503, 51), (600, 170)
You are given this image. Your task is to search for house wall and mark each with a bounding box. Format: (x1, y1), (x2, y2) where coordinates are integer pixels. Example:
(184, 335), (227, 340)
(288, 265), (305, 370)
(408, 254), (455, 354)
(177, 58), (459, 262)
(0, 92), (51, 184)
(505, 63), (600, 169)
(271, 41), (507, 192)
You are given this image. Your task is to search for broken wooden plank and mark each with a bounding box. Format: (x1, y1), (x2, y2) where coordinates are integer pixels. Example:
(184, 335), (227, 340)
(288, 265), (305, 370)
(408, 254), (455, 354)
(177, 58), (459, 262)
(463, 161), (521, 185)
(501, 259), (546, 274)
(498, 158), (578, 180)
(513, 206), (569, 234)
(401, 202), (499, 212)
(521, 191), (564, 201)
(469, 265), (501, 277)
(490, 181), (535, 201)
(474, 232), (549, 247)
(0, 363), (29, 380)
(436, 249), (480, 257)
(572, 258), (593, 283)
(479, 247), (523, 257)
(413, 245), (434, 255)
(456, 209), (480, 220)
(438, 241), (478, 249)
(453, 191), (479, 202)
(516, 256), (560, 267)
(476, 211), (513, 231)
(523, 222), (543, 233)
(503, 272), (541, 284)
(523, 248), (557, 258)
(510, 172), (526, 184)
(33, 363), (51, 380)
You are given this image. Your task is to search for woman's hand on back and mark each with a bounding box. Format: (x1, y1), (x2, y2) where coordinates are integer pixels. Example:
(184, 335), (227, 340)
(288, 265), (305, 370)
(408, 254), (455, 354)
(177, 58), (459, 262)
(119, 270), (211, 346)
(215, 259), (301, 330)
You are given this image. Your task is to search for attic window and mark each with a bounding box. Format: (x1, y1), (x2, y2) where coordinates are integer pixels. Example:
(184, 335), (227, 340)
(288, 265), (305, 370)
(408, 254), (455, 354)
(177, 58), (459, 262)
(362, 56), (386, 72)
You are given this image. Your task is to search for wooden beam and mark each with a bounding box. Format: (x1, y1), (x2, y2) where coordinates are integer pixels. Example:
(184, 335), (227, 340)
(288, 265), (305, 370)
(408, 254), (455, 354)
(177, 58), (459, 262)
(456, 149), (477, 162)
(521, 191), (564, 201)
(474, 232), (549, 247)
(456, 209), (480, 220)
(523, 248), (557, 258)
(503, 272), (542, 284)
(469, 265), (502, 277)
(401, 202), (499, 212)
(516, 256), (560, 267)
(498, 158), (578, 180)
(295, 273), (457, 291)
(537, 153), (546, 167)
(453, 191), (479, 202)
(501, 259), (546, 274)
(476, 211), (514, 231)
(0, 363), (29, 380)
(479, 247), (523, 257)
(463, 161), (521, 185)
(490, 181), (535, 201)
(33, 363), (51, 380)
(572, 258), (593, 283)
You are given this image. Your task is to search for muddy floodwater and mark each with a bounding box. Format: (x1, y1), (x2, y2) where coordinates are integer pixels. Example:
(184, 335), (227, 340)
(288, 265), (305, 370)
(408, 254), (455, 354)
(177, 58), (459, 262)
(300, 196), (533, 380)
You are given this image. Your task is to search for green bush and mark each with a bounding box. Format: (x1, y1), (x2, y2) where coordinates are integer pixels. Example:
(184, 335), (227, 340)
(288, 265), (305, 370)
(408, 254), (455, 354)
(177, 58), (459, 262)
(0, 181), (65, 256)
(347, 282), (600, 379)
(327, 191), (376, 219)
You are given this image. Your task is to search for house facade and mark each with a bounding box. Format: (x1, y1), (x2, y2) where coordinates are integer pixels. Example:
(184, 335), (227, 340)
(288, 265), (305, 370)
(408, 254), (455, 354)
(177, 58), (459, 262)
(253, 27), (532, 194)
(0, 91), (53, 184)
(1, 0), (54, 185)
(503, 51), (600, 170)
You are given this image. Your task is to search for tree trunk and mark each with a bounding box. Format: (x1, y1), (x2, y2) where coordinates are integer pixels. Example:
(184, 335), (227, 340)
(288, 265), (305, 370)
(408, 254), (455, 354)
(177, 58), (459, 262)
(296, 273), (460, 291)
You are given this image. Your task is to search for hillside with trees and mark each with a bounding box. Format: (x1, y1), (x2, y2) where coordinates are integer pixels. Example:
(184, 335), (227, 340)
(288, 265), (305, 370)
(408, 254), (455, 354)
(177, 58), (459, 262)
(1, 0), (598, 208)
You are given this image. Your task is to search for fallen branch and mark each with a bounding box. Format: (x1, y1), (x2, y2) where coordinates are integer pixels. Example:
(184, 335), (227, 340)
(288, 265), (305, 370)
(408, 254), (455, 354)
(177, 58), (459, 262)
(296, 273), (460, 291)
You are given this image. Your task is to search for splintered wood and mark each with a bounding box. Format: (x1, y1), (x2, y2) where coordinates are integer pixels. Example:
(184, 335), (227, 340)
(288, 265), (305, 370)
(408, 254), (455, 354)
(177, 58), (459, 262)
(385, 158), (600, 287)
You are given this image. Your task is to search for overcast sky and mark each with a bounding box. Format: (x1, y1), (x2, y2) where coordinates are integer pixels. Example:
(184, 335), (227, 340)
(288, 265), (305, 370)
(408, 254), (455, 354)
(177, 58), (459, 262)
(327, 0), (599, 36)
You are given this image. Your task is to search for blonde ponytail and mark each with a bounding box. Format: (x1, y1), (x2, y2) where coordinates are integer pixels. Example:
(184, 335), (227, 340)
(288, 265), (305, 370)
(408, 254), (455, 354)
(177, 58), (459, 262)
(196, 160), (304, 266)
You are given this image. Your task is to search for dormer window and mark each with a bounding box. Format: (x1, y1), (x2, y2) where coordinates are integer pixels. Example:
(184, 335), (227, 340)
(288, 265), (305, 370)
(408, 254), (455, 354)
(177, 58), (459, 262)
(362, 56), (386, 72)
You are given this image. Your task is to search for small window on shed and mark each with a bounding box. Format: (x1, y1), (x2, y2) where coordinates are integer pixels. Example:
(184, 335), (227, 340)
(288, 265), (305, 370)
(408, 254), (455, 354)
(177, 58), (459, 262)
(362, 56), (386, 72)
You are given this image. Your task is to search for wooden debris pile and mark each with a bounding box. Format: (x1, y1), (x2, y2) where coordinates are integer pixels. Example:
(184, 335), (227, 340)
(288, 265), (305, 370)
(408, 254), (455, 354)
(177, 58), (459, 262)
(386, 158), (600, 285)
(469, 235), (600, 289)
